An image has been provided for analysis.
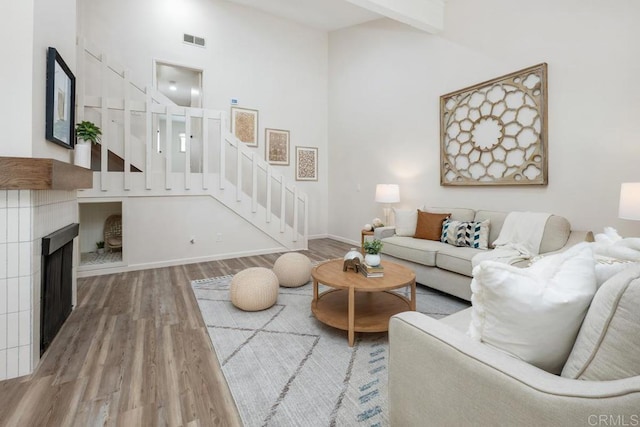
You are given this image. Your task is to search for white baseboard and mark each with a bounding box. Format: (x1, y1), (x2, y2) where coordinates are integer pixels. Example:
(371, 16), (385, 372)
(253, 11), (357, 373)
(326, 234), (359, 247)
(77, 236), (361, 278)
(76, 246), (286, 278)
(308, 233), (328, 240)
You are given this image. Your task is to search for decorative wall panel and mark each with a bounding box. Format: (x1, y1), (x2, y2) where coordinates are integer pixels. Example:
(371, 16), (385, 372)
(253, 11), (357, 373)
(440, 63), (548, 186)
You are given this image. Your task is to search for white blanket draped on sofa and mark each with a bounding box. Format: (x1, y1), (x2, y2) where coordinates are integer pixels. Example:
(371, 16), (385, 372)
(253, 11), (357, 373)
(472, 211), (551, 269)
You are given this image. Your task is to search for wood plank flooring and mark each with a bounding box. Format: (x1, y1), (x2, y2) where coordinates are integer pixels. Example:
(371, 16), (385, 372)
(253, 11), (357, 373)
(0, 238), (352, 426)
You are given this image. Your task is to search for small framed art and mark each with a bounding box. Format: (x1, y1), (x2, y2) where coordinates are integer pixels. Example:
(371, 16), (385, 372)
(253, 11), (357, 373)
(295, 146), (318, 181)
(265, 128), (290, 165)
(45, 47), (76, 149)
(231, 106), (259, 147)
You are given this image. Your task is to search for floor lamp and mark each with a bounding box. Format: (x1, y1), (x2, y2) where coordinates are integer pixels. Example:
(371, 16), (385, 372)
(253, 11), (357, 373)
(375, 184), (400, 226)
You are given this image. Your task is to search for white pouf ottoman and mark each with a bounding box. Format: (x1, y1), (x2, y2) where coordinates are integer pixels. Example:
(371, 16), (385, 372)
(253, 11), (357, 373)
(230, 267), (279, 311)
(273, 252), (312, 288)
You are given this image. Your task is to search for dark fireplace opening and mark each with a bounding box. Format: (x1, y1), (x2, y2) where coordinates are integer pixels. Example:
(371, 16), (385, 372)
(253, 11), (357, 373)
(41, 223), (79, 355)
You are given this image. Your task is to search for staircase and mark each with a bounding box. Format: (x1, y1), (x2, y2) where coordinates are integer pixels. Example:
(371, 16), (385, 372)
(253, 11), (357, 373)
(76, 38), (308, 251)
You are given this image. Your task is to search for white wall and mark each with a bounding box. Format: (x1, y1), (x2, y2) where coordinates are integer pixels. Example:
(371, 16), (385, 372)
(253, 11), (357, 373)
(0, 1), (34, 157)
(79, 0), (329, 236)
(32, 0), (77, 161)
(0, 0), (76, 161)
(328, 0), (640, 242)
(125, 196), (282, 268)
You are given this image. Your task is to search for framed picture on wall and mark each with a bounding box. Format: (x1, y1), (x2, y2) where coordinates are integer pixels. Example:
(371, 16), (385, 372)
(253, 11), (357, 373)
(265, 128), (290, 165)
(45, 47), (76, 149)
(231, 106), (259, 147)
(295, 146), (318, 181)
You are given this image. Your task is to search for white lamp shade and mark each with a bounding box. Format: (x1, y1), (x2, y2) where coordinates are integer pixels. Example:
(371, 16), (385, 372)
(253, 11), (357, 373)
(375, 184), (400, 203)
(619, 183), (640, 220)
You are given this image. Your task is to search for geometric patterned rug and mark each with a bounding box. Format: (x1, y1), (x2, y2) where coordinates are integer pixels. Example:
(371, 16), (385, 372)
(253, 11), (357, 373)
(191, 275), (469, 427)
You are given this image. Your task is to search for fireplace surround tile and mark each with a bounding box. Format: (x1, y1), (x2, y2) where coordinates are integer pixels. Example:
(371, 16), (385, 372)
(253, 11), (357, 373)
(18, 345), (30, 376)
(6, 347), (18, 378)
(19, 276), (30, 312)
(0, 244), (5, 278)
(7, 192), (18, 208)
(7, 278), (18, 313)
(0, 279), (5, 314)
(7, 243), (18, 278)
(7, 209), (18, 242)
(0, 189), (78, 380)
(19, 242), (31, 276)
(19, 207), (31, 242)
(7, 312), (18, 348)
(19, 310), (29, 346)
(0, 314), (5, 348)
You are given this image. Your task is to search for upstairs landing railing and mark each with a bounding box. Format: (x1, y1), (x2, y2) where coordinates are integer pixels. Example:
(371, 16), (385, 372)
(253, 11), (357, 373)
(76, 38), (308, 248)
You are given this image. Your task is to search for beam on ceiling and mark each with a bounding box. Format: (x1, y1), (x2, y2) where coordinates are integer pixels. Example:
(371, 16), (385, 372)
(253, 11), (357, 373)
(344, 0), (444, 33)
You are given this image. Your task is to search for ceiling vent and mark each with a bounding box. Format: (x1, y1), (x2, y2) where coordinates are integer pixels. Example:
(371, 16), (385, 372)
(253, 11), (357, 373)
(183, 33), (205, 48)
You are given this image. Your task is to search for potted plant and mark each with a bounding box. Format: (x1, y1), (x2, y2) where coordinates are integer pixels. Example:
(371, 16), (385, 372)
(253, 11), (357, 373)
(363, 239), (384, 267)
(96, 241), (105, 255)
(74, 120), (102, 169)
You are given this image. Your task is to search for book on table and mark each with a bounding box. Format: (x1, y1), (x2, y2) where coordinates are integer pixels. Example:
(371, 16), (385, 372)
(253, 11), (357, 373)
(362, 263), (383, 273)
(360, 263), (384, 277)
(360, 269), (383, 278)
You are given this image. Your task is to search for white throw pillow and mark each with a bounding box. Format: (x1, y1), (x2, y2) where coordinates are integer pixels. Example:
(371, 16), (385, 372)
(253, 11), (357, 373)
(393, 208), (418, 237)
(468, 243), (597, 374)
(594, 256), (639, 287)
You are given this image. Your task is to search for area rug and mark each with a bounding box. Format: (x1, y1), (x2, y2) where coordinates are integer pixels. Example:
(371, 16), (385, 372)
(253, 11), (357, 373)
(191, 274), (469, 427)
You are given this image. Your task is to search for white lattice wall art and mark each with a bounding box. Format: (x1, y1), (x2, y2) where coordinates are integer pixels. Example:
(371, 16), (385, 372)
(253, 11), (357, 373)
(440, 63), (548, 186)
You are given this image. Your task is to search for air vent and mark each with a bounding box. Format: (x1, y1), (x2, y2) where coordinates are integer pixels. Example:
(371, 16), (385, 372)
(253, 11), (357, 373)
(183, 33), (205, 48)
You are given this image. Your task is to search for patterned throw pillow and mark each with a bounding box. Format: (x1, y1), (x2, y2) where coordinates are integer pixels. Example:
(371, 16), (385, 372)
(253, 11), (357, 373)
(441, 219), (490, 249)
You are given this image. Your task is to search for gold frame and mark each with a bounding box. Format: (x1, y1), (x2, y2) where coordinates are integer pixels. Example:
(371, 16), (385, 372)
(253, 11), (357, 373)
(231, 106), (259, 147)
(440, 63), (548, 186)
(265, 128), (290, 165)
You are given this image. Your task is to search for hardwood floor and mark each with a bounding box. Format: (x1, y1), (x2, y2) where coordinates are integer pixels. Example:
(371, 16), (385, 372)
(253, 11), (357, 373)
(0, 238), (352, 426)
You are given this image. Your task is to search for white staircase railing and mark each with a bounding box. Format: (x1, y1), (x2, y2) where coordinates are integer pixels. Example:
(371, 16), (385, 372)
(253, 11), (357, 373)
(76, 37), (308, 250)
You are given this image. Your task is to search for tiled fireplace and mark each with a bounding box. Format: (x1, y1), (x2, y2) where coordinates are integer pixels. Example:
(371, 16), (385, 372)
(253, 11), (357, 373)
(0, 156), (91, 381)
(0, 189), (78, 379)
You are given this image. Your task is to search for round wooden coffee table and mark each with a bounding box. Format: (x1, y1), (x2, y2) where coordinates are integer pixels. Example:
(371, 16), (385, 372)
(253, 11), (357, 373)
(311, 259), (416, 346)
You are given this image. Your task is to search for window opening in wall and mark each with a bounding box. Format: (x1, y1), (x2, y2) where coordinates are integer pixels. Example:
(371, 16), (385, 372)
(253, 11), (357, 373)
(154, 62), (203, 108)
(153, 61), (204, 174)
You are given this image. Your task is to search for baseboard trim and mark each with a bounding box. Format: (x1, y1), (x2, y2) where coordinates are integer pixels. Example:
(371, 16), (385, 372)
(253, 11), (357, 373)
(308, 233), (328, 240)
(76, 236), (356, 278)
(77, 246), (286, 278)
(326, 234), (359, 247)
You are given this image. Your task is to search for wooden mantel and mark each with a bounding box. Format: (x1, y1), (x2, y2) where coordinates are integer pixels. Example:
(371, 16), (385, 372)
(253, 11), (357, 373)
(0, 157), (93, 190)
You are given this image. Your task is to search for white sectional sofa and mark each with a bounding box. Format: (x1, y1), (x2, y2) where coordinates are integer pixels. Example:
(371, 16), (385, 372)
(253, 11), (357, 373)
(388, 264), (640, 426)
(374, 207), (589, 301)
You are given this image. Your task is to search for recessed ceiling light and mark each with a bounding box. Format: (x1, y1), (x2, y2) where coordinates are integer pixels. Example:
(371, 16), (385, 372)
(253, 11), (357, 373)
(191, 88), (200, 95)
(169, 80), (177, 91)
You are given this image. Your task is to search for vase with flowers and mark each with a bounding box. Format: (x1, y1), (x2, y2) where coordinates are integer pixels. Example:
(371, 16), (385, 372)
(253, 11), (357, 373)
(74, 120), (102, 169)
(363, 239), (383, 267)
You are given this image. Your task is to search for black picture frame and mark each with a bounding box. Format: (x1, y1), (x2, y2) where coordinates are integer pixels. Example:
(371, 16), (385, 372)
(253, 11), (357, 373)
(45, 47), (76, 149)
